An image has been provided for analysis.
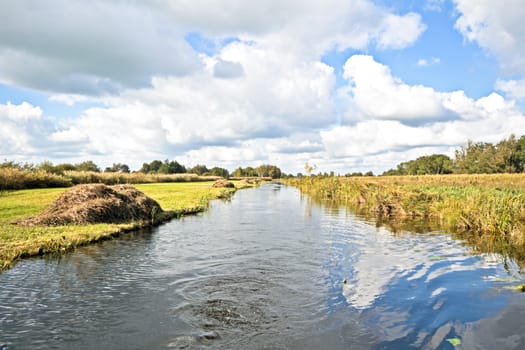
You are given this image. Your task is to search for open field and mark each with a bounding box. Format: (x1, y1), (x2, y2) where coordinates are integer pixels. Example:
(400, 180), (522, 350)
(0, 182), (241, 270)
(286, 174), (525, 263)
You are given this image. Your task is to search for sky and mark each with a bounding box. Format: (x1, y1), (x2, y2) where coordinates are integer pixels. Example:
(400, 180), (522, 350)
(2, 0), (525, 175)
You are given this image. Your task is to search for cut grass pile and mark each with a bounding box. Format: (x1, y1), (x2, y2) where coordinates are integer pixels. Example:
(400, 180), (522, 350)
(0, 182), (239, 270)
(18, 184), (164, 226)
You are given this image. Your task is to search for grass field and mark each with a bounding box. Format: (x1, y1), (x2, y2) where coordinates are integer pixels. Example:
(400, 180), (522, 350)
(286, 174), (525, 263)
(0, 182), (239, 270)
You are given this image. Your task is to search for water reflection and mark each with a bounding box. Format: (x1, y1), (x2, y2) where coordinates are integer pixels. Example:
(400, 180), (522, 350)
(317, 203), (523, 349)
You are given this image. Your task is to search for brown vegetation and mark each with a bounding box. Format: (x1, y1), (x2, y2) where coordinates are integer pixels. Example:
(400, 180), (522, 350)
(17, 184), (164, 226)
(212, 179), (235, 188)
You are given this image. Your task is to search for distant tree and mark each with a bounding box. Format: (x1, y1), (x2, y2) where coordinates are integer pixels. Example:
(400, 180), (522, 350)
(104, 163), (130, 173)
(231, 167), (244, 177)
(37, 161), (56, 173)
(158, 159), (186, 174)
(455, 141), (499, 174)
(231, 166), (258, 177)
(510, 135), (525, 172)
(75, 160), (100, 172)
(189, 164), (209, 175)
(383, 154), (453, 175)
(148, 160), (163, 173)
(139, 162), (151, 173)
(208, 166), (229, 178)
(54, 163), (76, 173)
(255, 164), (282, 178)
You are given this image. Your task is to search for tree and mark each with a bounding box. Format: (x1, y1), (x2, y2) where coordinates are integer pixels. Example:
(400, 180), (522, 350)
(208, 166), (229, 178)
(104, 163), (130, 173)
(75, 160), (100, 172)
(189, 164), (209, 175)
(455, 141), (498, 174)
(231, 166), (257, 177)
(383, 154), (453, 175)
(510, 135), (525, 172)
(158, 160), (186, 174)
(255, 164), (282, 178)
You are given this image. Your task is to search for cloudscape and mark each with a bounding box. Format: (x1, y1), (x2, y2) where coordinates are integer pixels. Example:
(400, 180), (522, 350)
(1, 0), (525, 174)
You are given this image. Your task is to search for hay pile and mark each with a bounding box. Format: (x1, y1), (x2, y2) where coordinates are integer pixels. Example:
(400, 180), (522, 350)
(19, 184), (164, 226)
(211, 179), (235, 188)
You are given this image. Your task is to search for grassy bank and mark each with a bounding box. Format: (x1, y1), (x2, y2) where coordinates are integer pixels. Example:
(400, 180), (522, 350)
(286, 175), (525, 260)
(0, 182), (239, 270)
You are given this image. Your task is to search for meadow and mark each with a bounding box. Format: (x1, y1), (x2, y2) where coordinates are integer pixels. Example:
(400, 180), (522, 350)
(0, 182), (240, 270)
(286, 174), (525, 263)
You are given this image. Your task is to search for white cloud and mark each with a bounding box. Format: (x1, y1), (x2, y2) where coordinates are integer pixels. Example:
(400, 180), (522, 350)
(0, 0), (200, 95)
(342, 55), (455, 122)
(0, 0), (425, 96)
(425, 0), (446, 12)
(0, 102), (44, 155)
(496, 78), (525, 99)
(454, 0), (525, 75)
(417, 57), (441, 67)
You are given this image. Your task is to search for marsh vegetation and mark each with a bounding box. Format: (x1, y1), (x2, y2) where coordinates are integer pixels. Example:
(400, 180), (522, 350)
(286, 174), (525, 264)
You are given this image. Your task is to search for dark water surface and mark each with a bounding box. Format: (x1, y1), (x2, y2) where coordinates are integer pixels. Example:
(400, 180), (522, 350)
(2, 184), (525, 349)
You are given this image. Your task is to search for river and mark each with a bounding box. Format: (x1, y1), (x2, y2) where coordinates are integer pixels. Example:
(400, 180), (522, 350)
(1, 184), (525, 349)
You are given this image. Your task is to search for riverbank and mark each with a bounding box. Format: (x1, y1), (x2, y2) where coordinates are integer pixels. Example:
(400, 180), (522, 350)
(0, 181), (245, 270)
(285, 174), (525, 261)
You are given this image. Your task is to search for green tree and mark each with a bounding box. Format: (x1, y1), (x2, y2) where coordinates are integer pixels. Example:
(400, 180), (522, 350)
(208, 166), (229, 178)
(189, 164), (209, 175)
(510, 135), (525, 172)
(75, 160), (100, 172)
(455, 141), (498, 174)
(104, 163), (130, 173)
(158, 160), (186, 174)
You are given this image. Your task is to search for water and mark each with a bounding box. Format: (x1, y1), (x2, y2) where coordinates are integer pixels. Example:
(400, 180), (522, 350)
(1, 184), (525, 349)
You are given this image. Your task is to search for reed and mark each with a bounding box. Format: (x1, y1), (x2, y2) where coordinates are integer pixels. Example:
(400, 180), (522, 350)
(0, 167), (223, 190)
(286, 175), (525, 261)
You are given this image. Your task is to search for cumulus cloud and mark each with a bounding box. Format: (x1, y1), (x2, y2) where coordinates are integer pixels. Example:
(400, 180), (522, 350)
(0, 0), (200, 95)
(0, 0), (425, 96)
(342, 55), (457, 123)
(496, 78), (525, 99)
(454, 0), (525, 76)
(0, 102), (45, 156)
(48, 43), (337, 164)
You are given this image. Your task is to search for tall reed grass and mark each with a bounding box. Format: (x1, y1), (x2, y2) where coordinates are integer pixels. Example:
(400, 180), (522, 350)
(286, 175), (525, 260)
(0, 167), (222, 190)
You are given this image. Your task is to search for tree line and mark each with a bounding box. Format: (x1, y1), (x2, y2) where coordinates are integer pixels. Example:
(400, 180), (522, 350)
(0, 159), (283, 179)
(382, 134), (525, 175)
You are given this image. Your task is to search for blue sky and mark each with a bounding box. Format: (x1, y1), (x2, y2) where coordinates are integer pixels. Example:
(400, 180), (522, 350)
(1, 0), (525, 174)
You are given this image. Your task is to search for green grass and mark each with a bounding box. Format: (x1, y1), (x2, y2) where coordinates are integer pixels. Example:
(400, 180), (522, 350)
(0, 182), (241, 270)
